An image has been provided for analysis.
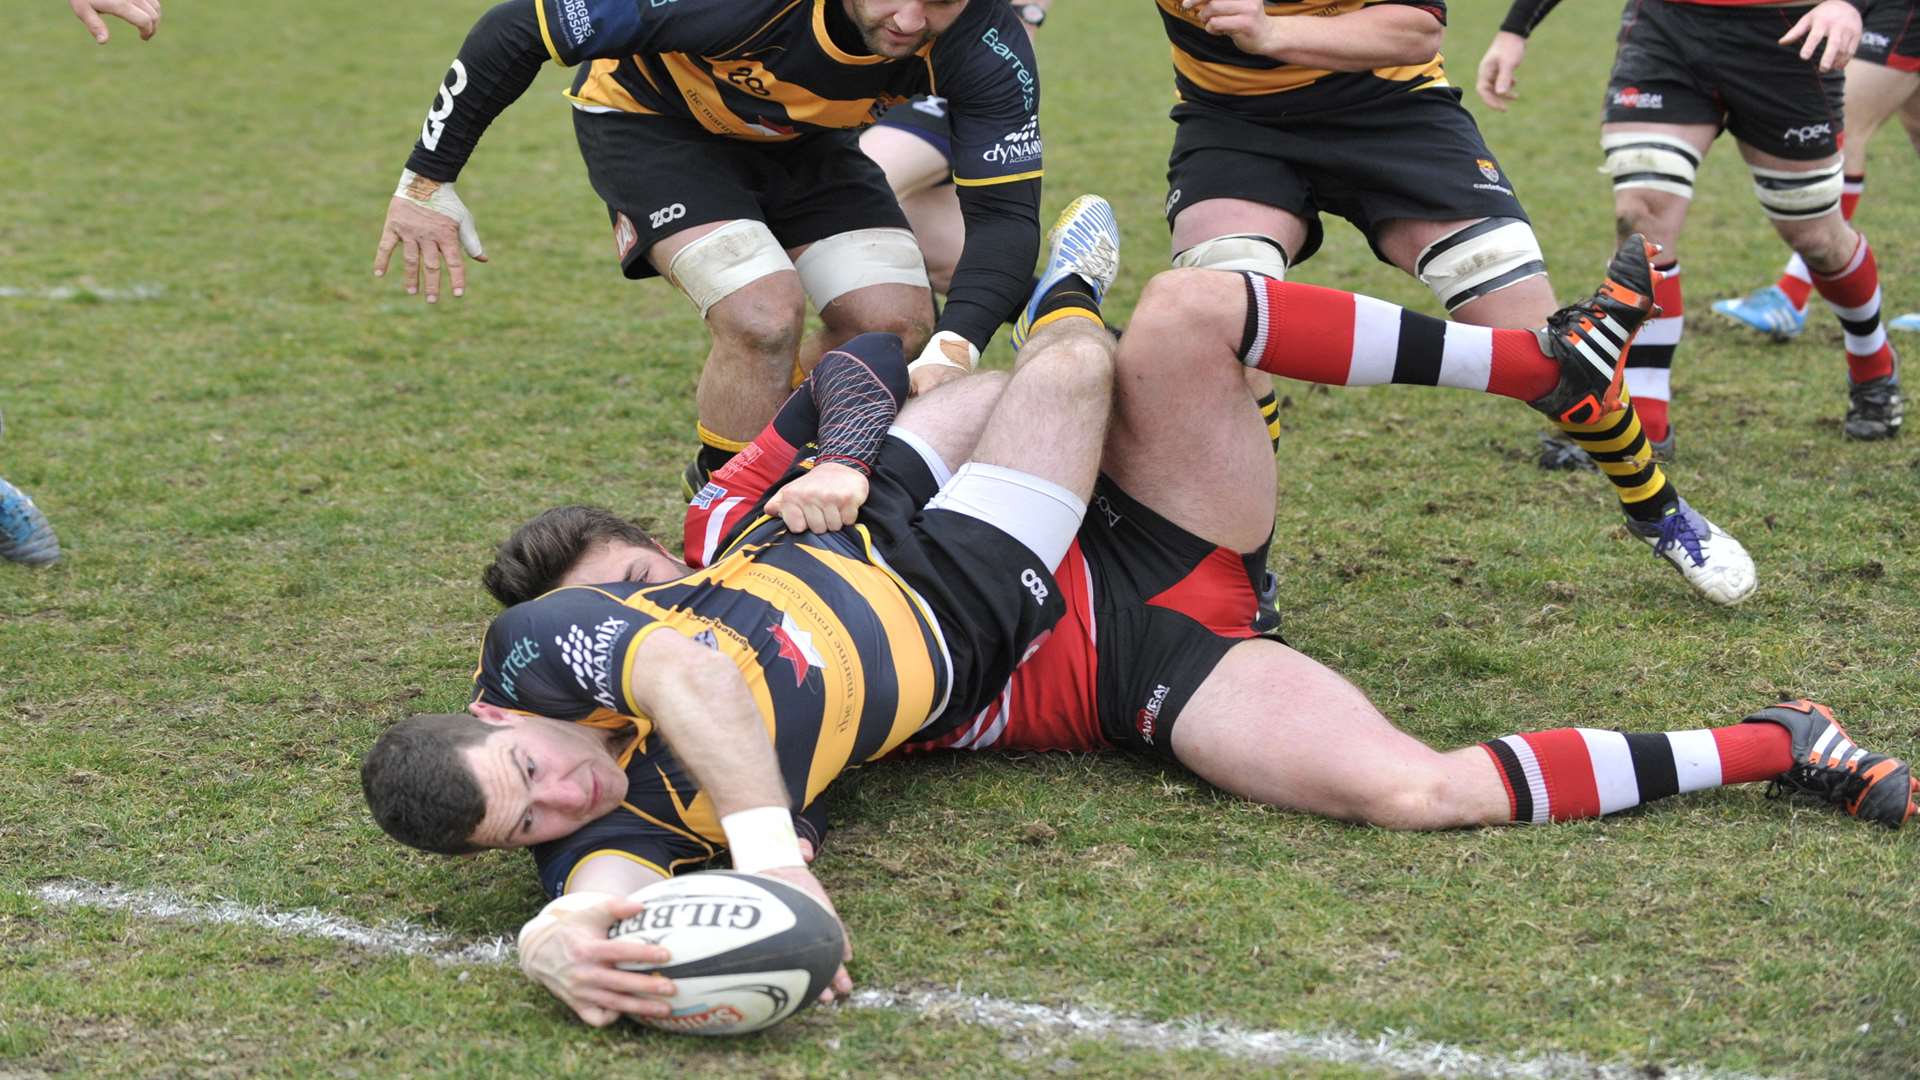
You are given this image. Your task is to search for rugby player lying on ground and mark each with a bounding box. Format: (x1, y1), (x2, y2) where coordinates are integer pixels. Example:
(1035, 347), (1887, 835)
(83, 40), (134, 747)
(363, 198), (1916, 1028)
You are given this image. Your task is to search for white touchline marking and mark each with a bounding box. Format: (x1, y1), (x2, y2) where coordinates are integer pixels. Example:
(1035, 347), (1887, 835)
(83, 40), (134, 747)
(34, 880), (517, 967)
(0, 284), (165, 301)
(33, 881), (1778, 1080)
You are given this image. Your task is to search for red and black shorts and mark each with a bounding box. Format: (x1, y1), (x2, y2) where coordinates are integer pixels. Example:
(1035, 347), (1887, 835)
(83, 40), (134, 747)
(1603, 0), (1846, 159)
(571, 109), (908, 281)
(1164, 88), (1531, 268)
(1858, 0), (1920, 73)
(902, 475), (1278, 761)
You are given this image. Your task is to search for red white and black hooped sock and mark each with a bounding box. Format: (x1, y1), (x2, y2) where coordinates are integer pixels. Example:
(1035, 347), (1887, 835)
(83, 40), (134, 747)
(1812, 235), (1898, 385)
(1479, 724), (1792, 823)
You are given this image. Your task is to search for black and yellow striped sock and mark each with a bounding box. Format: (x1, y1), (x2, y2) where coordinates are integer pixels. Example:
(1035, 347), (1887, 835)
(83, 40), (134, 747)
(1024, 273), (1103, 337)
(1254, 390), (1281, 453)
(1553, 392), (1676, 523)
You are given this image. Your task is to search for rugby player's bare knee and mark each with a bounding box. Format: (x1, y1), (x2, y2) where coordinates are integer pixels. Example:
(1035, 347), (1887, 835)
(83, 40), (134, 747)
(1611, 191), (1681, 244)
(1775, 217), (1856, 274)
(707, 284), (807, 363)
(1122, 270), (1245, 382)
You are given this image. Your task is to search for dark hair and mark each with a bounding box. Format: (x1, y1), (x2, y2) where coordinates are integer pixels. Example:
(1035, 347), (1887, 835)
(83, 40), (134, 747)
(360, 713), (494, 855)
(482, 505), (657, 607)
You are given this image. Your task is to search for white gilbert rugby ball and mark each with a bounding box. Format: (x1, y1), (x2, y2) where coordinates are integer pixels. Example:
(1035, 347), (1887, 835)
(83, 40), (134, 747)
(612, 870), (845, 1036)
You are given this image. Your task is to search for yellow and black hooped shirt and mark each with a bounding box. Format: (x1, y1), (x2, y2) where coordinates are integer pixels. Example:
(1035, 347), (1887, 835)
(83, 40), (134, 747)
(1156, 0), (1450, 118)
(472, 518), (950, 896)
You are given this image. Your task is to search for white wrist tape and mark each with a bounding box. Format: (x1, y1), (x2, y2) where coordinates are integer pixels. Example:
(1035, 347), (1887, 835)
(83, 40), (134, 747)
(907, 331), (979, 379)
(721, 806), (806, 872)
(394, 168), (486, 258)
(517, 890), (615, 962)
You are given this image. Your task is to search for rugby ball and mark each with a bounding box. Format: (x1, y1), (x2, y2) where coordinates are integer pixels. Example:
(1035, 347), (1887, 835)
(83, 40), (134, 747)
(611, 870), (844, 1036)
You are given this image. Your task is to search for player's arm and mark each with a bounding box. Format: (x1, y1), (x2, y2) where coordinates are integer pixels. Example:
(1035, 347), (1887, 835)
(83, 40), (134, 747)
(623, 630), (854, 994)
(924, 13), (1045, 391)
(764, 334), (911, 534)
(1184, 0), (1443, 71)
(1475, 0), (1561, 110)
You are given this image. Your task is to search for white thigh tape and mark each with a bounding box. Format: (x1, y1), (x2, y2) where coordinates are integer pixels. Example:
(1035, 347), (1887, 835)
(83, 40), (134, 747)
(666, 219), (793, 317)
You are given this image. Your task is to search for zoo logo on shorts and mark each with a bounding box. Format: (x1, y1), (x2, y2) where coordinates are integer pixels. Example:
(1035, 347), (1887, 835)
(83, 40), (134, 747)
(1019, 568), (1050, 605)
(650, 202), (688, 230)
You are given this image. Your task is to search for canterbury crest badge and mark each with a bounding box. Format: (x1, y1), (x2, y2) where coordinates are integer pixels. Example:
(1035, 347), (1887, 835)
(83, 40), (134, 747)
(1476, 158), (1501, 184)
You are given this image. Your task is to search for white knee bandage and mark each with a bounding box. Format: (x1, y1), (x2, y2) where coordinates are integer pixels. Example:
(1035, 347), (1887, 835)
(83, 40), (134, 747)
(665, 219), (793, 317)
(1599, 132), (1700, 198)
(1749, 161), (1845, 221)
(794, 227), (930, 310)
(1171, 234), (1290, 278)
(925, 462), (1085, 572)
(1414, 217), (1548, 313)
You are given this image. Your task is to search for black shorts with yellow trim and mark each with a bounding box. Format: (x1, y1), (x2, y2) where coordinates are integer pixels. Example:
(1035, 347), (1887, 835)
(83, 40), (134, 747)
(1603, 0), (1845, 159)
(1164, 88), (1529, 268)
(1080, 476), (1281, 762)
(857, 434), (1068, 741)
(571, 109), (909, 281)
(1859, 0), (1920, 73)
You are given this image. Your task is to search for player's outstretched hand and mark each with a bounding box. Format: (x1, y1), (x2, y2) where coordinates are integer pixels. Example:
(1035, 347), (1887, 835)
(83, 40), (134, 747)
(759, 865), (854, 1004)
(766, 462), (869, 534)
(1181, 0), (1280, 55)
(1476, 31), (1528, 111)
(71, 0), (161, 43)
(517, 891), (677, 1027)
(1780, 0), (1861, 72)
(373, 171), (488, 304)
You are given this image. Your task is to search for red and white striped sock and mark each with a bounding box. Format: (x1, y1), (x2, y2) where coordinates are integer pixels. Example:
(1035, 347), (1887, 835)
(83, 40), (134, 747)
(1479, 724), (1791, 823)
(1776, 172), (1864, 311)
(1235, 274), (1556, 402)
(1812, 235), (1898, 385)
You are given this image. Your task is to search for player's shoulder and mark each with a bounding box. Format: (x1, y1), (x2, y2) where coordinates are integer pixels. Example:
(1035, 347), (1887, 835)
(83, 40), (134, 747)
(932, 1), (1033, 66)
(479, 584), (653, 718)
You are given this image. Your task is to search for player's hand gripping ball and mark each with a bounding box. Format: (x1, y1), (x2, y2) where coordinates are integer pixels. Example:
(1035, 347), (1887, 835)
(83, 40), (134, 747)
(612, 870), (845, 1035)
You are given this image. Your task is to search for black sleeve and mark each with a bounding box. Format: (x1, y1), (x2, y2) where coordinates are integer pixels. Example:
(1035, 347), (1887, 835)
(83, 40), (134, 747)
(933, 6), (1045, 350)
(944, 177), (1044, 349)
(404, 0), (551, 183)
(809, 333), (909, 474)
(1498, 0), (1564, 37)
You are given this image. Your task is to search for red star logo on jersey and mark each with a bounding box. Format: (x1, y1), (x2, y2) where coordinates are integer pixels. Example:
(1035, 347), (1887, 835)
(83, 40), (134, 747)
(768, 613), (824, 687)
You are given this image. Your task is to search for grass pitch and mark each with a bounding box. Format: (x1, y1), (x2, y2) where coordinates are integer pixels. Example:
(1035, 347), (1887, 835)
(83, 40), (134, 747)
(3, 2), (1917, 1076)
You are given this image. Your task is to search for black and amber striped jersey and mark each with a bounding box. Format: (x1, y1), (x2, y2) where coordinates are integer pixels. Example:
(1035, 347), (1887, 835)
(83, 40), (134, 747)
(472, 520), (950, 896)
(541, 0), (1042, 186)
(1157, 0), (1449, 119)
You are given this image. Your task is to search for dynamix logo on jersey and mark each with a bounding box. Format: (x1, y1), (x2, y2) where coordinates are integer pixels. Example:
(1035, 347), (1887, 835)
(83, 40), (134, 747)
(980, 26), (1037, 113)
(557, 617), (628, 711)
(497, 635), (541, 703)
(1611, 86), (1663, 110)
(983, 116), (1042, 167)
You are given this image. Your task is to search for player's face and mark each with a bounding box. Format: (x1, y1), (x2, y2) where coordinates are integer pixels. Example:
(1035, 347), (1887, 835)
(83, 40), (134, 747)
(460, 707), (631, 848)
(842, 0), (969, 58)
(560, 539), (686, 589)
